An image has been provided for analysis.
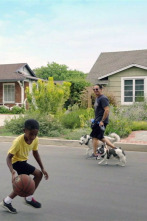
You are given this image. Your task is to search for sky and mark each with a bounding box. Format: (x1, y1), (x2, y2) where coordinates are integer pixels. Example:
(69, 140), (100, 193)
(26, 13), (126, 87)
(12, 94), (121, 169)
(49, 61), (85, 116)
(0, 0), (147, 73)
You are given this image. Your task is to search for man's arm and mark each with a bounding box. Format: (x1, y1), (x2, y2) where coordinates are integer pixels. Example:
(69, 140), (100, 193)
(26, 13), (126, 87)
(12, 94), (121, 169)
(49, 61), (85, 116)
(100, 106), (109, 126)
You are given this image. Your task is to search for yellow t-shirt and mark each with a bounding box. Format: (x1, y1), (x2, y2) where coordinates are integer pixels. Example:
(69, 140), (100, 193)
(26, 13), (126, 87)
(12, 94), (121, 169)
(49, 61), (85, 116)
(8, 134), (38, 164)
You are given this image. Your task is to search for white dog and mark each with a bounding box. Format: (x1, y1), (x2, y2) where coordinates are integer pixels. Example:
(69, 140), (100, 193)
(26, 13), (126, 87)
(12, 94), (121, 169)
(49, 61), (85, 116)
(97, 144), (126, 166)
(79, 133), (120, 158)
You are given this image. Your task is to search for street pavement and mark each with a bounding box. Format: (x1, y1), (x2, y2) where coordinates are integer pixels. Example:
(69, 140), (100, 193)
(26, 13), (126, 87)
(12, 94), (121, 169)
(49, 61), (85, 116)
(0, 142), (147, 221)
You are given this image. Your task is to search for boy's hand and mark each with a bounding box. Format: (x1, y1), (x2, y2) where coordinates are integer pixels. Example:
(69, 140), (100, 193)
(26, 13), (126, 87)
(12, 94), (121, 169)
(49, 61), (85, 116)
(42, 169), (49, 180)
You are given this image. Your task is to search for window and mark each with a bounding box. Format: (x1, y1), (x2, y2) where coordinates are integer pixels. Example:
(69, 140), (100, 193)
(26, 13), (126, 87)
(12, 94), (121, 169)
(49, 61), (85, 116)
(121, 77), (146, 105)
(3, 84), (15, 103)
(135, 79), (144, 102)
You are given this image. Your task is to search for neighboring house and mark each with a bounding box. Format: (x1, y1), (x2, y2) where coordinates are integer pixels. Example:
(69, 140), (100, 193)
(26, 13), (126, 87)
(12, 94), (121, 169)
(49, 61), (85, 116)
(87, 49), (147, 105)
(0, 63), (40, 109)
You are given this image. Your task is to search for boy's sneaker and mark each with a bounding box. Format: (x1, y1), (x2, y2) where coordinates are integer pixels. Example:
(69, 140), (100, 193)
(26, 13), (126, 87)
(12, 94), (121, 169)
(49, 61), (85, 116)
(25, 197), (41, 208)
(0, 200), (17, 214)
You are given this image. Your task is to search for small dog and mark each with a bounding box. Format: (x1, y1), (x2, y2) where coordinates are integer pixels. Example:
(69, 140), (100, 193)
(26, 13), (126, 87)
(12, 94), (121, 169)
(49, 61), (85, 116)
(98, 144), (126, 166)
(79, 133), (120, 158)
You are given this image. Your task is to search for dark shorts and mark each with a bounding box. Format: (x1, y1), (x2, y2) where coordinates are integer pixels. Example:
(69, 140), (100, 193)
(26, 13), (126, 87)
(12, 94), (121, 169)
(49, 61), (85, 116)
(90, 123), (107, 140)
(12, 161), (35, 175)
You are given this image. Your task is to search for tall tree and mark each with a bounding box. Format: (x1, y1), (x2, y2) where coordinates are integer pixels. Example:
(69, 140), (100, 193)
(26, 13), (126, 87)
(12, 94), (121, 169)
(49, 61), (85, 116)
(34, 62), (87, 81)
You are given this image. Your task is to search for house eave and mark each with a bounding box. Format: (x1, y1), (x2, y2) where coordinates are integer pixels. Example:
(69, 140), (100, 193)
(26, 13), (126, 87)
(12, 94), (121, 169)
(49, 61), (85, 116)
(0, 77), (39, 82)
(97, 80), (108, 85)
(0, 79), (25, 82)
(98, 64), (147, 80)
(16, 63), (36, 77)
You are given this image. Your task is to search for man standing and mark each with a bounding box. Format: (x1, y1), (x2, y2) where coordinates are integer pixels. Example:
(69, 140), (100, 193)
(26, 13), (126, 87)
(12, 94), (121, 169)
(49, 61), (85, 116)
(90, 84), (115, 157)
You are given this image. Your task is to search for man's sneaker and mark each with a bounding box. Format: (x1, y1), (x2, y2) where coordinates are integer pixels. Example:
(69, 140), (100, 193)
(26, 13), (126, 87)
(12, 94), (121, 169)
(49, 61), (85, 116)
(0, 200), (17, 214)
(25, 197), (41, 208)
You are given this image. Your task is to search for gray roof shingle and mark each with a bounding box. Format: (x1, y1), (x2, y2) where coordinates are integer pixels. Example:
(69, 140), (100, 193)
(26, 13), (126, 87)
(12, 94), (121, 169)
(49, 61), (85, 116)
(0, 63), (36, 81)
(87, 49), (147, 83)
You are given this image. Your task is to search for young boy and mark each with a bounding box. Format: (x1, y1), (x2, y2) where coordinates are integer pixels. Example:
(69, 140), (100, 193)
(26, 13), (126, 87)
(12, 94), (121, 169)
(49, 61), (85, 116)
(0, 119), (49, 214)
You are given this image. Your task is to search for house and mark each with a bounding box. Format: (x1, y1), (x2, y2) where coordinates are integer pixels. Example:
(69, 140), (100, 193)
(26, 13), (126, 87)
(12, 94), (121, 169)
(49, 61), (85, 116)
(0, 63), (40, 109)
(87, 49), (147, 105)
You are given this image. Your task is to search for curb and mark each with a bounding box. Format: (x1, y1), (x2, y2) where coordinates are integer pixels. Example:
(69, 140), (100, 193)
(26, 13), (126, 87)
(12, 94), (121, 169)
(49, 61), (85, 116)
(0, 136), (147, 152)
(115, 142), (147, 152)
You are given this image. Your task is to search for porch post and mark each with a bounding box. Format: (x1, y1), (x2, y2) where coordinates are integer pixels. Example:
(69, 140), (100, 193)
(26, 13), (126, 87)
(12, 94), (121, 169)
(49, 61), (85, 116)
(17, 81), (24, 106)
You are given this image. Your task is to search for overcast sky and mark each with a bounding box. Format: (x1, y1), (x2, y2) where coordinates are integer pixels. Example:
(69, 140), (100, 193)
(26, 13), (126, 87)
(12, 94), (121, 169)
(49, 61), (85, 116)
(0, 0), (146, 73)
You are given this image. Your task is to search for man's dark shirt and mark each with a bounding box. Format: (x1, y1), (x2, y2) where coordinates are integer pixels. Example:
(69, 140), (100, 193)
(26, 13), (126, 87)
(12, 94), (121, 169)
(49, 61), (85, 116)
(94, 94), (109, 124)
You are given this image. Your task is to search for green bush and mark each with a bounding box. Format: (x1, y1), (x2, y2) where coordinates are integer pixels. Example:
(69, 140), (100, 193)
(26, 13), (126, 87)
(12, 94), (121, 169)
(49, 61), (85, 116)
(0, 106), (10, 113)
(61, 108), (94, 129)
(105, 106), (132, 137)
(4, 112), (63, 137)
(105, 117), (132, 137)
(5, 115), (25, 134)
(0, 105), (25, 114)
(131, 121), (147, 131)
(11, 106), (25, 114)
(117, 101), (147, 121)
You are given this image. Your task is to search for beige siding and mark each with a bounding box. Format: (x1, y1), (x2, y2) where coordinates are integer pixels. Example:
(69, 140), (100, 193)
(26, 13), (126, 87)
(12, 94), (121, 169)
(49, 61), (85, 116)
(106, 67), (147, 104)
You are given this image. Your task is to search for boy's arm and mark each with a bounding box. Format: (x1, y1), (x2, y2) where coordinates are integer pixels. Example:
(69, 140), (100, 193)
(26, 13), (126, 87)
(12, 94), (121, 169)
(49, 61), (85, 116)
(33, 150), (49, 180)
(6, 153), (16, 182)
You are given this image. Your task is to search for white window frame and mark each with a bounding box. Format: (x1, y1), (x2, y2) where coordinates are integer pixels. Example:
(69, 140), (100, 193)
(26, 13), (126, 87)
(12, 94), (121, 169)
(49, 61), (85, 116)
(121, 76), (147, 105)
(3, 83), (15, 103)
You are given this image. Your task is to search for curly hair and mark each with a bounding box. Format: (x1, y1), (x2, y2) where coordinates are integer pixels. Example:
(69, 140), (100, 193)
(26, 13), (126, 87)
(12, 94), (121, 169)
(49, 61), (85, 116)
(24, 119), (39, 130)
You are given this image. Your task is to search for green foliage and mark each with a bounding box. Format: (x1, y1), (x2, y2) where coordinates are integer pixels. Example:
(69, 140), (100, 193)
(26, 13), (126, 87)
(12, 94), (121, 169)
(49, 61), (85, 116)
(65, 80), (91, 107)
(64, 128), (91, 140)
(33, 62), (90, 107)
(114, 100), (147, 121)
(4, 112), (64, 137)
(131, 121), (147, 131)
(3, 99), (147, 139)
(34, 62), (87, 81)
(5, 115), (25, 134)
(104, 105), (131, 137)
(0, 105), (24, 114)
(105, 102), (147, 137)
(0, 106), (10, 113)
(11, 106), (25, 114)
(61, 108), (94, 129)
(105, 116), (132, 137)
(26, 77), (71, 115)
(0, 127), (13, 136)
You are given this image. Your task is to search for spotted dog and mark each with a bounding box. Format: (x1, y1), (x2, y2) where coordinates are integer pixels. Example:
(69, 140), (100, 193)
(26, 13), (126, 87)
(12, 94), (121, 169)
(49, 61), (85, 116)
(79, 133), (120, 158)
(98, 144), (126, 166)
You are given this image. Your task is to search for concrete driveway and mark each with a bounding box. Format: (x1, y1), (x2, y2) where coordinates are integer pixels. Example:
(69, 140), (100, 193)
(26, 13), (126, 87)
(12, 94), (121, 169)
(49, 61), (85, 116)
(0, 142), (147, 221)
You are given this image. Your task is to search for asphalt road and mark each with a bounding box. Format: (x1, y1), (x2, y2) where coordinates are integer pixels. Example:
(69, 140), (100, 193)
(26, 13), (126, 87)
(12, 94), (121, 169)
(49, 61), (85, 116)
(0, 142), (147, 221)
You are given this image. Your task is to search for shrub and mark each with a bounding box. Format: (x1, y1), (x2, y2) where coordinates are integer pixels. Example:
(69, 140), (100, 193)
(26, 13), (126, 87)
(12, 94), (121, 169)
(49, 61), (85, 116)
(61, 108), (94, 129)
(26, 77), (71, 115)
(0, 106), (10, 113)
(105, 105), (132, 137)
(11, 106), (25, 114)
(5, 115), (25, 134)
(118, 101), (147, 121)
(4, 112), (63, 137)
(131, 121), (147, 131)
(105, 117), (132, 137)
